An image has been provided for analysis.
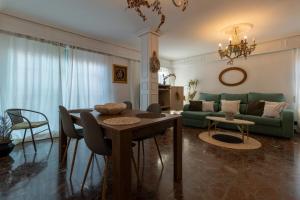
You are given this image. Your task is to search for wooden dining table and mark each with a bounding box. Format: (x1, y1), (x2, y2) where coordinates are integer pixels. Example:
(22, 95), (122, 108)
(58, 109), (182, 200)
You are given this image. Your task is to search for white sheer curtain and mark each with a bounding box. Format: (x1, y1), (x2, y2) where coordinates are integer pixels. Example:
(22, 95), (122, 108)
(61, 48), (112, 109)
(0, 33), (62, 140)
(295, 49), (300, 128)
(0, 33), (117, 142)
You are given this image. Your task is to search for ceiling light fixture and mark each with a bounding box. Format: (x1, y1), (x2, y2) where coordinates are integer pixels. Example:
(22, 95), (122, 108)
(127, 0), (188, 32)
(218, 23), (257, 65)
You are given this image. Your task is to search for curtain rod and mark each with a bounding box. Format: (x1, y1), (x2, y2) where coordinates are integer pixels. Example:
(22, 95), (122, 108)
(0, 29), (141, 62)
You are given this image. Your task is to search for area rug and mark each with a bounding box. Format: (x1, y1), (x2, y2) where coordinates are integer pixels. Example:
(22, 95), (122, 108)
(198, 131), (262, 150)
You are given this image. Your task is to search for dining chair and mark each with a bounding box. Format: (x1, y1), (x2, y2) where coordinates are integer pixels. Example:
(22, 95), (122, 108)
(134, 103), (165, 174)
(80, 111), (139, 196)
(123, 101), (133, 110)
(6, 108), (53, 152)
(59, 105), (84, 179)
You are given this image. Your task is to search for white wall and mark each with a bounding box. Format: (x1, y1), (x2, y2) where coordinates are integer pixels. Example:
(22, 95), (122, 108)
(172, 49), (296, 107)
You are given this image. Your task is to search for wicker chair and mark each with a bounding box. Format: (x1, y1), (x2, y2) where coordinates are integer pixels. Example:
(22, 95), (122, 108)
(6, 109), (53, 152)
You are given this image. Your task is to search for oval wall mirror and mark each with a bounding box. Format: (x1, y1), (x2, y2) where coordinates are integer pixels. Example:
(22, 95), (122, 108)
(219, 67), (247, 86)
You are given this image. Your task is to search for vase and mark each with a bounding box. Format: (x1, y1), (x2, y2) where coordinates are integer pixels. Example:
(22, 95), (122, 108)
(225, 112), (235, 121)
(0, 142), (15, 158)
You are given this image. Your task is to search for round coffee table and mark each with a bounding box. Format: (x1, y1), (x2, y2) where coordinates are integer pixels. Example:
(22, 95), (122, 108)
(206, 116), (255, 143)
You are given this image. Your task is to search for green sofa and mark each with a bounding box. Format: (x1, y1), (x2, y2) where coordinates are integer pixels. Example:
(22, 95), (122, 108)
(182, 92), (294, 138)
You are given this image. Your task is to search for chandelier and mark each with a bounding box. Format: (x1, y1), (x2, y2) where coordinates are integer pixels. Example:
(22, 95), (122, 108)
(218, 23), (257, 65)
(127, 0), (188, 32)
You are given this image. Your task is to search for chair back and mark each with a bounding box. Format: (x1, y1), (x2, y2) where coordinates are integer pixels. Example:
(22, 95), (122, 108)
(147, 103), (161, 114)
(80, 112), (111, 156)
(123, 101), (133, 110)
(59, 106), (80, 138)
(6, 109), (24, 125)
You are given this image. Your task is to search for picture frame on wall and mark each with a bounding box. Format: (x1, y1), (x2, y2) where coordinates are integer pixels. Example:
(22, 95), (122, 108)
(113, 64), (128, 84)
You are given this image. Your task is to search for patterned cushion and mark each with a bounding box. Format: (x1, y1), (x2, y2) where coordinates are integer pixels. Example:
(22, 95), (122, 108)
(12, 121), (48, 130)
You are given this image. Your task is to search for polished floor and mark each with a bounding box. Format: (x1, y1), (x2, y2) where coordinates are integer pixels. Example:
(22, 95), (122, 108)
(1, 127), (300, 200)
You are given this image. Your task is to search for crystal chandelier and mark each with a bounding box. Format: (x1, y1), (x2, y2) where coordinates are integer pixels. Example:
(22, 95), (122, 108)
(218, 24), (257, 65)
(127, 0), (188, 32)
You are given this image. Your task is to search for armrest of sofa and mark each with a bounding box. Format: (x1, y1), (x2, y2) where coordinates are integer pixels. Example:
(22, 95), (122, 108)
(281, 109), (294, 138)
(183, 104), (190, 111)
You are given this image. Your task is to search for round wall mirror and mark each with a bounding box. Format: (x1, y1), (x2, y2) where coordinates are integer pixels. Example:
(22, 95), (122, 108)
(219, 67), (247, 86)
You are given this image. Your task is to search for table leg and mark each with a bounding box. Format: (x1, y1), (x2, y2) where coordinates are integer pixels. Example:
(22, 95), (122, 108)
(208, 120), (211, 136)
(112, 131), (132, 200)
(59, 112), (67, 166)
(173, 117), (182, 181)
(242, 125), (245, 143)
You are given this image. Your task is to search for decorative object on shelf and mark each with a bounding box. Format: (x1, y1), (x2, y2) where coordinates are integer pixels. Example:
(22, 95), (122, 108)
(0, 114), (14, 157)
(150, 51), (160, 73)
(162, 73), (176, 85)
(219, 67), (247, 87)
(187, 79), (199, 100)
(218, 23), (257, 65)
(95, 103), (127, 115)
(113, 64), (128, 84)
(126, 0), (188, 32)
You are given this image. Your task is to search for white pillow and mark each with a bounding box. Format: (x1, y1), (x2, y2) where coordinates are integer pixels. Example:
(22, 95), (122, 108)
(221, 100), (241, 114)
(262, 101), (288, 118)
(202, 101), (214, 112)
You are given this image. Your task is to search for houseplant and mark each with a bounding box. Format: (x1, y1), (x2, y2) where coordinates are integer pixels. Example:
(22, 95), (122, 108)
(0, 114), (14, 157)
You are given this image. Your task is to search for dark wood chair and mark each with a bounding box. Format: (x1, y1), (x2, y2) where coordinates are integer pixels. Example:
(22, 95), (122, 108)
(80, 111), (139, 195)
(135, 103), (165, 174)
(59, 105), (84, 179)
(6, 108), (53, 152)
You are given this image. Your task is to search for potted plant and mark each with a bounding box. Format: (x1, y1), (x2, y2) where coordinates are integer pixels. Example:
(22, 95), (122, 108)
(0, 114), (14, 157)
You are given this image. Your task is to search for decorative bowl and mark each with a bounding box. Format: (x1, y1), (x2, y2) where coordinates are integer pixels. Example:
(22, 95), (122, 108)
(94, 103), (127, 115)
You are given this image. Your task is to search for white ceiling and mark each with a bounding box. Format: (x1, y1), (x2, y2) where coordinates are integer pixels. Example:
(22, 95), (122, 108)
(1, 0), (300, 60)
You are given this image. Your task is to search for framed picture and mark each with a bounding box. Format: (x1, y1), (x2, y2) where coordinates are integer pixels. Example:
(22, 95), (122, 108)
(113, 64), (128, 84)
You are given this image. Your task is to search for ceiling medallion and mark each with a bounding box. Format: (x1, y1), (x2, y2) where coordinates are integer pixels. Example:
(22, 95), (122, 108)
(218, 23), (257, 65)
(127, 0), (188, 32)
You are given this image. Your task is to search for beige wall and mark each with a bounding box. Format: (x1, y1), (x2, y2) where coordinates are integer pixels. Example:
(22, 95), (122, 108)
(172, 49), (296, 107)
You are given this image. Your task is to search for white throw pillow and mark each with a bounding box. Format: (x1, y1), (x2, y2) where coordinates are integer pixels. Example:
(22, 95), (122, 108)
(221, 100), (241, 114)
(202, 101), (214, 112)
(262, 101), (288, 118)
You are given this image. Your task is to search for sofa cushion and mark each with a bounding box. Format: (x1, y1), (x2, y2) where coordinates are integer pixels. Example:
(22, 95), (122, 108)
(247, 101), (265, 116)
(189, 101), (202, 111)
(199, 93), (220, 103)
(241, 115), (281, 127)
(248, 92), (285, 102)
(209, 112), (244, 119)
(181, 111), (211, 120)
(221, 93), (248, 104)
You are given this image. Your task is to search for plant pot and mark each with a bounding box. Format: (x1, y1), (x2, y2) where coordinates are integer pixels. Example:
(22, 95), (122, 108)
(0, 142), (15, 158)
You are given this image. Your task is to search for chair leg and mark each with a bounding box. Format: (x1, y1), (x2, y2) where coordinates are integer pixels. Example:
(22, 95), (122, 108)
(142, 140), (145, 161)
(47, 123), (53, 142)
(22, 129), (27, 144)
(29, 128), (37, 152)
(101, 156), (110, 200)
(62, 138), (71, 166)
(137, 141), (140, 173)
(154, 136), (164, 168)
(81, 152), (94, 192)
(70, 139), (79, 179)
(131, 150), (140, 183)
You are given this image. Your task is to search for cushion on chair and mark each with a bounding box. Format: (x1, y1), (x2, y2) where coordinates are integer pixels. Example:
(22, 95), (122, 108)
(12, 121), (48, 130)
